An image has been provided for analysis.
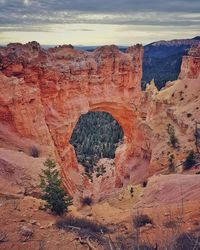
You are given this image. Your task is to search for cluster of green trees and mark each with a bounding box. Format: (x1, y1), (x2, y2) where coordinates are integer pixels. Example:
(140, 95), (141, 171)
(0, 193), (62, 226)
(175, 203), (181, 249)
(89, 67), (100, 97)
(167, 123), (200, 173)
(70, 111), (124, 174)
(167, 124), (179, 148)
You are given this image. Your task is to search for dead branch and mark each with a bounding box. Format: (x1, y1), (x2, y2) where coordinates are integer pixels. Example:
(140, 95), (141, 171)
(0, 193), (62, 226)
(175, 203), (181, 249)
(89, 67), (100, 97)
(0, 232), (8, 242)
(66, 225), (81, 230)
(76, 236), (97, 250)
(108, 234), (116, 250)
(86, 236), (97, 250)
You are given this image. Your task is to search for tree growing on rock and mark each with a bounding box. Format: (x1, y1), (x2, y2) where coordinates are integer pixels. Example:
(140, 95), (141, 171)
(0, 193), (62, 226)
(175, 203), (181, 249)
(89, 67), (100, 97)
(183, 151), (196, 170)
(39, 158), (73, 215)
(194, 122), (200, 154)
(167, 124), (179, 148)
(168, 154), (175, 173)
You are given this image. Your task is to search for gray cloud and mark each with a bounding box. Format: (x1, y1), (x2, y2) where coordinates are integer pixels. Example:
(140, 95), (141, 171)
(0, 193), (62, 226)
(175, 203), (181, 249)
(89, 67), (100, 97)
(69, 28), (94, 32)
(0, 25), (53, 32)
(0, 0), (199, 33)
(5, 0), (198, 14)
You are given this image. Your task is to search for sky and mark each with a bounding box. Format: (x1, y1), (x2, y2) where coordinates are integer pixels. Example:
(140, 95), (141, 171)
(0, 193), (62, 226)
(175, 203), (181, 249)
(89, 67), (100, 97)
(0, 0), (200, 46)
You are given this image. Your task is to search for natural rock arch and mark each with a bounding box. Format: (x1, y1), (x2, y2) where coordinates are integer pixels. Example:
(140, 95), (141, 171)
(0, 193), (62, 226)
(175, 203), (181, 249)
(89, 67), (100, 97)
(0, 42), (151, 195)
(69, 110), (124, 173)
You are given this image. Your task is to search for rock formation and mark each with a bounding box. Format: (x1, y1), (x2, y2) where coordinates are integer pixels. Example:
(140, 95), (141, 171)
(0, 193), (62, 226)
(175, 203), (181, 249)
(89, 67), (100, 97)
(0, 42), (148, 195)
(1, 41), (200, 250)
(0, 41), (200, 198)
(143, 43), (200, 175)
(179, 43), (200, 79)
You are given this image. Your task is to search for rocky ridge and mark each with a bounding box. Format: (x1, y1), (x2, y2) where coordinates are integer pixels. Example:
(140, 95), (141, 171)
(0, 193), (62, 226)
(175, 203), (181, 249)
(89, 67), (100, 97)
(0, 41), (200, 200)
(0, 42), (145, 196)
(0, 41), (200, 250)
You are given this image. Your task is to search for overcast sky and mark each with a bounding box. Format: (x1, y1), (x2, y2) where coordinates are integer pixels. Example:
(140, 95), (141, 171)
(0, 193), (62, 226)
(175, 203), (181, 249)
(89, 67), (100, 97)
(0, 0), (199, 46)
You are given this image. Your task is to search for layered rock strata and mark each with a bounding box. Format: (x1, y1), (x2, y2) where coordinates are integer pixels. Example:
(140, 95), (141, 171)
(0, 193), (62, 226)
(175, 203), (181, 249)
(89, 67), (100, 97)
(1, 42), (200, 196)
(0, 42), (147, 194)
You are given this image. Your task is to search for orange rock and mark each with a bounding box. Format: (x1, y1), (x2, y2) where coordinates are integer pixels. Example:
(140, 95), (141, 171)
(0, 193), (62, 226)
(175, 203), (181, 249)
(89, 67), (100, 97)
(1, 41), (200, 196)
(0, 42), (146, 194)
(179, 43), (200, 79)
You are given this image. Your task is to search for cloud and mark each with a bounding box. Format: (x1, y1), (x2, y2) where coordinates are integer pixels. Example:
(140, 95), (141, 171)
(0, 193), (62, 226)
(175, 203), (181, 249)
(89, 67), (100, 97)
(14, 0), (200, 14)
(0, 25), (53, 32)
(0, 0), (199, 45)
(0, 0), (200, 26)
(69, 28), (94, 32)
(23, 0), (31, 5)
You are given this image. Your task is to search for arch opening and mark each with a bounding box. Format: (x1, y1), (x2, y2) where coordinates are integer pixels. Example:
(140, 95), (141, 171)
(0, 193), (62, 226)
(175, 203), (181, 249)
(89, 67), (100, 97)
(69, 111), (124, 180)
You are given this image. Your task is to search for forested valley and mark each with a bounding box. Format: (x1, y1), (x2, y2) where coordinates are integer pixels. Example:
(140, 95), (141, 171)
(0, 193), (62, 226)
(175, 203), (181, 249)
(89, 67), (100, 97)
(70, 112), (124, 175)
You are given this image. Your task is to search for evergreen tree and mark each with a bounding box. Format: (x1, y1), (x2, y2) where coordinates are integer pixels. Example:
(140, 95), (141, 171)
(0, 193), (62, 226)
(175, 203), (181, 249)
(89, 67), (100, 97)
(167, 124), (179, 148)
(168, 154), (175, 173)
(183, 151), (196, 170)
(70, 111), (124, 173)
(39, 158), (73, 215)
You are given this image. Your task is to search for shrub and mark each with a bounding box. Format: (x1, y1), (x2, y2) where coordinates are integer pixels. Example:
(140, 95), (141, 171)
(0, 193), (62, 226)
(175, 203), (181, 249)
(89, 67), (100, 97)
(133, 214), (153, 228)
(130, 186), (134, 193)
(0, 232), (8, 242)
(39, 158), (73, 215)
(194, 122), (200, 153)
(129, 186), (134, 197)
(29, 146), (40, 158)
(56, 216), (108, 234)
(167, 124), (179, 148)
(187, 113), (192, 118)
(81, 196), (93, 206)
(142, 180), (148, 188)
(20, 226), (33, 238)
(174, 233), (200, 250)
(183, 151), (196, 170)
(56, 217), (109, 247)
(113, 235), (156, 250)
(163, 220), (177, 228)
(168, 154), (175, 173)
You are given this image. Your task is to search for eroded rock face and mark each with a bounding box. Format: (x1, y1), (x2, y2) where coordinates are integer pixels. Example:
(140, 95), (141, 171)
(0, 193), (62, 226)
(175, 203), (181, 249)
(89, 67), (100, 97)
(1, 41), (200, 197)
(142, 43), (200, 174)
(0, 42), (147, 195)
(179, 43), (200, 79)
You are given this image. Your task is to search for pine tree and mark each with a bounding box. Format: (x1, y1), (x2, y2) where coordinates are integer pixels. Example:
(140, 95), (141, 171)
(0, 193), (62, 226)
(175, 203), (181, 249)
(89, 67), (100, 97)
(39, 158), (73, 216)
(167, 124), (179, 148)
(183, 151), (196, 170)
(70, 111), (124, 173)
(168, 154), (175, 173)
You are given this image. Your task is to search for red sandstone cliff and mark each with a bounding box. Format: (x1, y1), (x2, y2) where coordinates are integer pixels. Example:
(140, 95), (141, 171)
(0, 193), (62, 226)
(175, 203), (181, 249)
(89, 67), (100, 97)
(0, 42), (145, 195)
(0, 41), (200, 250)
(0, 41), (200, 197)
(179, 43), (200, 79)
(143, 43), (200, 174)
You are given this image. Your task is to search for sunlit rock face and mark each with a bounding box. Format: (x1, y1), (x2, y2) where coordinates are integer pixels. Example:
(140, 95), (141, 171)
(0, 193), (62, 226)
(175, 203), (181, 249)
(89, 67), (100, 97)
(141, 43), (200, 176)
(179, 43), (200, 79)
(0, 41), (152, 195)
(1, 41), (200, 197)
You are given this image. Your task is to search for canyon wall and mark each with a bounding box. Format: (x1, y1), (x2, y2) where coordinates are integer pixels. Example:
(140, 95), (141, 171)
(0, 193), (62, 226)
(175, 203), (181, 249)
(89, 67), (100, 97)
(0, 42), (148, 195)
(143, 43), (200, 175)
(179, 43), (200, 79)
(1, 41), (200, 197)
